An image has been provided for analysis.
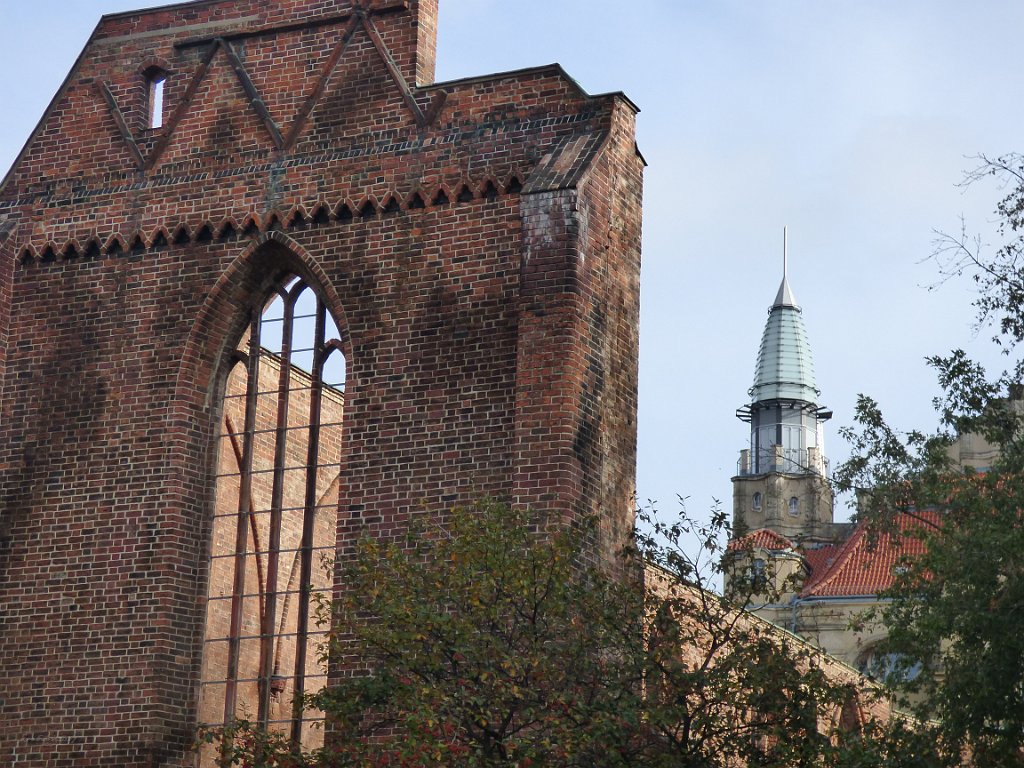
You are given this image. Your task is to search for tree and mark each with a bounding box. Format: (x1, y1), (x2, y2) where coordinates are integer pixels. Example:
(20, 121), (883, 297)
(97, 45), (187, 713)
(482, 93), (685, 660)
(206, 499), (931, 767)
(835, 154), (1024, 767)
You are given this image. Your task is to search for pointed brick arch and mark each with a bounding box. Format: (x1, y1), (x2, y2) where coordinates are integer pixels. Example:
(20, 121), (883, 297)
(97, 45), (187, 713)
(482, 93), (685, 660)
(176, 232), (350, 408)
(837, 689), (865, 736)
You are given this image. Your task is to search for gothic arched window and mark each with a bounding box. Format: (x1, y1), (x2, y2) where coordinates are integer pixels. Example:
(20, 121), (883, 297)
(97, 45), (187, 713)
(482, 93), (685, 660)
(752, 492), (762, 512)
(788, 496), (800, 517)
(199, 275), (345, 756)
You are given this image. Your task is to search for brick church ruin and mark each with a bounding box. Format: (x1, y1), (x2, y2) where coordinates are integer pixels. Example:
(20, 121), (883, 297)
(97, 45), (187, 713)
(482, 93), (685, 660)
(0, 1), (643, 764)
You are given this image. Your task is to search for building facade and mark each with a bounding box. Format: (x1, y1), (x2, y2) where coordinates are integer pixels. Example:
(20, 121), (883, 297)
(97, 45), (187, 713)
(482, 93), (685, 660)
(0, 1), (643, 764)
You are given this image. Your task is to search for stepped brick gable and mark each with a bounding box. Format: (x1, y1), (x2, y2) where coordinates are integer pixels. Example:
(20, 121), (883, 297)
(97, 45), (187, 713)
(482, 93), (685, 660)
(0, 1), (643, 765)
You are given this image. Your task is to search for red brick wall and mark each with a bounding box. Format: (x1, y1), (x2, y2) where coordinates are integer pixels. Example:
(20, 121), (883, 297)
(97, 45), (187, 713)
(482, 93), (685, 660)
(0, 1), (642, 764)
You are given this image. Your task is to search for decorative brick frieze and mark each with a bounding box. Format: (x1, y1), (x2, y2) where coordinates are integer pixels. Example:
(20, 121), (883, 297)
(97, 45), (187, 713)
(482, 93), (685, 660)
(17, 173), (527, 267)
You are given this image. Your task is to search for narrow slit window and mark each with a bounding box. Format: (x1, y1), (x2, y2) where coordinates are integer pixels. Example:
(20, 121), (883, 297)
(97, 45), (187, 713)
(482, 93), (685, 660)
(148, 73), (166, 129)
(199, 276), (345, 763)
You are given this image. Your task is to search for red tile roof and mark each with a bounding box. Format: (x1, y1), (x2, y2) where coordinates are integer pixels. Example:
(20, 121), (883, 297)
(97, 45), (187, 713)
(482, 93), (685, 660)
(728, 528), (796, 552)
(801, 543), (839, 579)
(798, 511), (940, 598)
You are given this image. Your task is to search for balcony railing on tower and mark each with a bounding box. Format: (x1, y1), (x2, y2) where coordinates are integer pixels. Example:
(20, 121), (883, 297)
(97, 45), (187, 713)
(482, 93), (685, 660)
(736, 446), (828, 477)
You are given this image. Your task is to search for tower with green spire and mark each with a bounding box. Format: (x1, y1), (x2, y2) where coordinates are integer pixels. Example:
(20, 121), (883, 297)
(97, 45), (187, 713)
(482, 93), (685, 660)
(733, 248), (834, 542)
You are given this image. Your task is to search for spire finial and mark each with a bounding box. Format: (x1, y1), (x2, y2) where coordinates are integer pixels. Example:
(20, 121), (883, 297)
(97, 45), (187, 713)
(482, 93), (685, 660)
(783, 225), (788, 280)
(773, 227), (798, 308)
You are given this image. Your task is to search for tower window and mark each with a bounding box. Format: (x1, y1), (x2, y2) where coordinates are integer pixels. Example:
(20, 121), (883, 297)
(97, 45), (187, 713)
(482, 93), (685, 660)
(145, 70), (166, 129)
(752, 492), (762, 511)
(199, 275), (346, 761)
(788, 496), (800, 516)
(749, 558), (768, 591)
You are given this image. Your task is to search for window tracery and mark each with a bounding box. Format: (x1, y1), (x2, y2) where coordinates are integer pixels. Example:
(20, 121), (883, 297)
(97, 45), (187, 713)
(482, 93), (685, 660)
(199, 276), (345, 757)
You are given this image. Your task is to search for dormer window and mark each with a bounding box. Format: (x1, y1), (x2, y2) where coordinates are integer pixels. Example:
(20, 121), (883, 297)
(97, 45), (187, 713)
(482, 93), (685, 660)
(144, 68), (167, 129)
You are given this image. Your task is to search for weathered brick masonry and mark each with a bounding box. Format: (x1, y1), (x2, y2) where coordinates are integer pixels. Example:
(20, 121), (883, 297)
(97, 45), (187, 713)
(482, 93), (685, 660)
(0, 0), (642, 764)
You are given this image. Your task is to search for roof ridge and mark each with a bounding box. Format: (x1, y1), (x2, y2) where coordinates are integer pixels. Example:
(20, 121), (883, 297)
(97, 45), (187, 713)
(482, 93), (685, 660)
(728, 528), (796, 552)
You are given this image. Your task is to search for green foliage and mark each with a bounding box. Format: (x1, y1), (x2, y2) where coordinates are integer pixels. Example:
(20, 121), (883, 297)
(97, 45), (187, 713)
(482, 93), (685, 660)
(836, 154), (1024, 767)
(931, 154), (1024, 350)
(829, 718), (948, 768)
(207, 499), (934, 767)
(840, 422), (1024, 766)
(315, 501), (641, 767)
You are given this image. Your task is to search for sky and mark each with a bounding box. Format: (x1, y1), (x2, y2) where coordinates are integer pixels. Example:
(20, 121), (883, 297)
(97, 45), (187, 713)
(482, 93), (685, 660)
(2, 1), (1024, 529)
